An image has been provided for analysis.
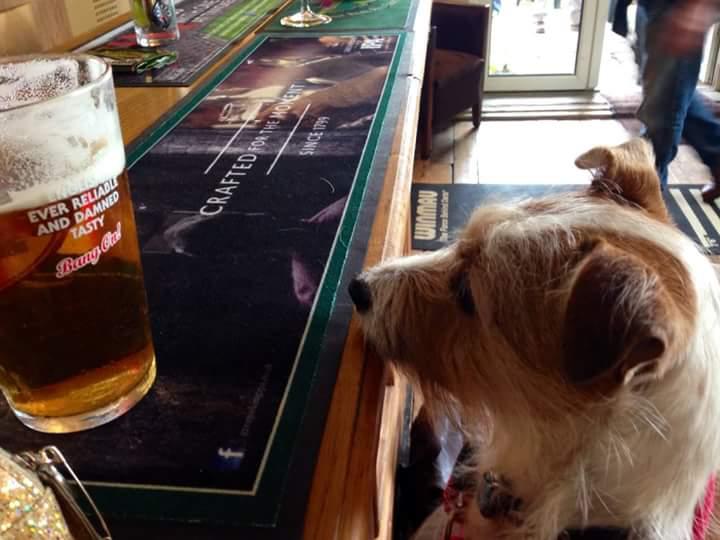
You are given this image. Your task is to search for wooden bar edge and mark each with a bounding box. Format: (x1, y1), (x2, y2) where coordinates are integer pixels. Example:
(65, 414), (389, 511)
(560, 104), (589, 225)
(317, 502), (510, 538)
(303, 1), (432, 538)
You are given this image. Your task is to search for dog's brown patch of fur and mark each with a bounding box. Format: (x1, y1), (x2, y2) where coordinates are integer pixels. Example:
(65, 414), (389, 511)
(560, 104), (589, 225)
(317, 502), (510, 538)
(563, 239), (694, 391)
(577, 138), (670, 223)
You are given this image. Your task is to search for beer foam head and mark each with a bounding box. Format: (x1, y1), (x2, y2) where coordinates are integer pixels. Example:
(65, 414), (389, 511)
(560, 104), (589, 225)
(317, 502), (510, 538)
(0, 57), (95, 110)
(0, 55), (125, 212)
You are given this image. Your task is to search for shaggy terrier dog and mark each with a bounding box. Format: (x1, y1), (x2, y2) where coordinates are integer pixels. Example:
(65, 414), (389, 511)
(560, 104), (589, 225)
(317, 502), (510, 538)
(349, 139), (720, 539)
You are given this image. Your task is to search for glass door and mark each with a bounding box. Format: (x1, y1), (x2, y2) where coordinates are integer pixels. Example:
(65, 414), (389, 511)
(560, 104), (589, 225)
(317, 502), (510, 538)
(485, 0), (609, 91)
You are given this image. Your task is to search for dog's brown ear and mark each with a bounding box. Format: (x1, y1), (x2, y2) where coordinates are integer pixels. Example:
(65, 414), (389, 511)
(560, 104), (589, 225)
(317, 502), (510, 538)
(563, 241), (678, 388)
(575, 138), (668, 222)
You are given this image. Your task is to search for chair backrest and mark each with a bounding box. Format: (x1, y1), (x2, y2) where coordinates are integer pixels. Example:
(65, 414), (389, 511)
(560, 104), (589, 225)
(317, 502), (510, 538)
(417, 25), (438, 158)
(430, 3), (490, 60)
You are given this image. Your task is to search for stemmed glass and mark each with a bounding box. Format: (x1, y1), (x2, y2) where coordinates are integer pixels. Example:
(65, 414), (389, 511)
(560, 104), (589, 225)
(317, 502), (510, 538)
(280, 0), (332, 27)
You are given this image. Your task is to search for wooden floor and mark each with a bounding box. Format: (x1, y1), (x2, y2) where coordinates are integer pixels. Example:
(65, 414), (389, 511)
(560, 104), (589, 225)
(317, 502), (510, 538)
(413, 117), (714, 187)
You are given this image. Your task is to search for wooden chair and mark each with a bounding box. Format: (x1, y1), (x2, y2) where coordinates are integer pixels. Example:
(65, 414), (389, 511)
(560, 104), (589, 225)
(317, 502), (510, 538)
(418, 3), (490, 160)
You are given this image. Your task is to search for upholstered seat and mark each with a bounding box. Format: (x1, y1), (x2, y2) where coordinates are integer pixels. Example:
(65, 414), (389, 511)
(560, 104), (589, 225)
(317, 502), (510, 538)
(418, 3), (490, 159)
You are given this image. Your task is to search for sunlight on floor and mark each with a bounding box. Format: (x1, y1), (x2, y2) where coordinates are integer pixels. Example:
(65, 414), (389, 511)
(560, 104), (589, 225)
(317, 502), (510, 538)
(415, 117), (712, 187)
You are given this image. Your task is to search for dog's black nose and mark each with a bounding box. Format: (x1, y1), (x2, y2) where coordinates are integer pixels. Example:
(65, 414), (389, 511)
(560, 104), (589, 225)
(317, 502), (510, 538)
(348, 277), (372, 313)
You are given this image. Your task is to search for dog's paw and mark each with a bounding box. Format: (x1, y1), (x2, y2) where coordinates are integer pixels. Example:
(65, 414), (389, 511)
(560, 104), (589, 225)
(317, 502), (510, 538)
(476, 472), (523, 524)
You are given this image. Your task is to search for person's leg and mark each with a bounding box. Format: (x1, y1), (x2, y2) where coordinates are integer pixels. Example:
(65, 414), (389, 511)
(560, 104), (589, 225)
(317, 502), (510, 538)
(609, 0), (618, 23)
(634, 0), (648, 71)
(682, 93), (720, 199)
(638, 56), (701, 186)
(612, 0), (630, 37)
(637, 0), (701, 187)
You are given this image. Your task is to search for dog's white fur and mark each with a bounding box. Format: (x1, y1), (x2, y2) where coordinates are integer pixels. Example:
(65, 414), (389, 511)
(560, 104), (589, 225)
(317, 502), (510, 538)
(353, 139), (720, 539)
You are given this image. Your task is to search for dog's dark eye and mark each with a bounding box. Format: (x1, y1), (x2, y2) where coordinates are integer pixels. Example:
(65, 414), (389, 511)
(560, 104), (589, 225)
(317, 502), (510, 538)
(451, 272), (475, 315)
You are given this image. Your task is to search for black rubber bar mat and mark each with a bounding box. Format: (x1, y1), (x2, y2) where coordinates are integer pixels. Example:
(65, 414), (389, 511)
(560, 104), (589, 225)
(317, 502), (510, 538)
(100, 0), (286, 87)
(411, 183), (720, 255)
(0, 33), (407, 537)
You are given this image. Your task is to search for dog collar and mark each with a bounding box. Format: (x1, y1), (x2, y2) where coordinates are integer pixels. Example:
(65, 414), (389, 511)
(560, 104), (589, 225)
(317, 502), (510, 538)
(441, 473), (716, 540)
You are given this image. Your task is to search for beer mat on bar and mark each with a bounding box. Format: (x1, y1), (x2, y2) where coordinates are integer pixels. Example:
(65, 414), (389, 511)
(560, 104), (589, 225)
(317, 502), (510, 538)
(97, 0), (286, 87)
(266, 0), (416, 32)
(410, 183), (720, 255)
(0, 33), (408, 537)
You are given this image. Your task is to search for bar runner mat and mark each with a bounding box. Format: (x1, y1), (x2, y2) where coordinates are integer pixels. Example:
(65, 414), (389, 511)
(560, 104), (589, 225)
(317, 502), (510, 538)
(266, 0), (415, 32)
(99, 0), (285, 87)
(411, 183), (720, 255)
(0, 33), (406, 537)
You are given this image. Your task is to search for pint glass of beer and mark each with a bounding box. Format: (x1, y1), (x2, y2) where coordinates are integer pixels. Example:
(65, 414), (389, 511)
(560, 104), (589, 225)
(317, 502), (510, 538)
(0, 55), (156, 433)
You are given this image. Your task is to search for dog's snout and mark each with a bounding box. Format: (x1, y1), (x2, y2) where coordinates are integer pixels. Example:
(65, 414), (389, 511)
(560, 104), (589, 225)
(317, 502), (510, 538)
(349, 277), (372, 313)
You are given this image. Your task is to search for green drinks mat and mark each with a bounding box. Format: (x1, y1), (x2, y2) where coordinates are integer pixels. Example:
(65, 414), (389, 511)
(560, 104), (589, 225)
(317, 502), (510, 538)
(411, 183), (720, 255)
(0, 33), (408, 538)
(267, 0), (415, 32)
(101, 0), (286, 86)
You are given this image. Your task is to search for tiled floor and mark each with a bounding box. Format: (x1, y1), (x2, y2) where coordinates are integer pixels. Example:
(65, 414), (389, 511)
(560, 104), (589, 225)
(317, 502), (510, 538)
(413, 118), (714, 187)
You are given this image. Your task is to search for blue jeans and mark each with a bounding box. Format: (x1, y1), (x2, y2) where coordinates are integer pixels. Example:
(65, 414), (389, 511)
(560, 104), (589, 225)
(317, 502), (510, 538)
(636, 0), (720, 186)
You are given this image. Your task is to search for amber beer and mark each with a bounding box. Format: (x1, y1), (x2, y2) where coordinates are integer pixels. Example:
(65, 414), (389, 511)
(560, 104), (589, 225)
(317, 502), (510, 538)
(0, 55), (156, 433)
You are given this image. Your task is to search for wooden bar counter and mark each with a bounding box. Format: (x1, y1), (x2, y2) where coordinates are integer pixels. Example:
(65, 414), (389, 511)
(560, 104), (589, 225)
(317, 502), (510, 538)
(104, 3), (431, 539)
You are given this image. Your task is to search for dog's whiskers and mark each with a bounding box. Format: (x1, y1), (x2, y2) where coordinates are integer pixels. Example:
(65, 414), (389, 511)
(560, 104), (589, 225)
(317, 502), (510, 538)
(592, 485), (619, 517)
(575, 462), (592, 523)
(605, 428), (635, 470)
(632, 402), (669, 442)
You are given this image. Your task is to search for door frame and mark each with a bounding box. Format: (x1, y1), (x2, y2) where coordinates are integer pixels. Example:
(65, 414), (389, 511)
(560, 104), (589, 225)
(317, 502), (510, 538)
(703, 24), (720, 87)
(484, 0), (610, 92)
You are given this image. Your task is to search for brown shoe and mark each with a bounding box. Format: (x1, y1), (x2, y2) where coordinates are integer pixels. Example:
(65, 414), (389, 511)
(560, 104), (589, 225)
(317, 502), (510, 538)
(701, 182), (720, 203)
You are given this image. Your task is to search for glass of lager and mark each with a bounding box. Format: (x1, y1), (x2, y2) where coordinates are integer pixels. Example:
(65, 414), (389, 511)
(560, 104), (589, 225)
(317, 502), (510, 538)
(0, 55), (156, 433)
